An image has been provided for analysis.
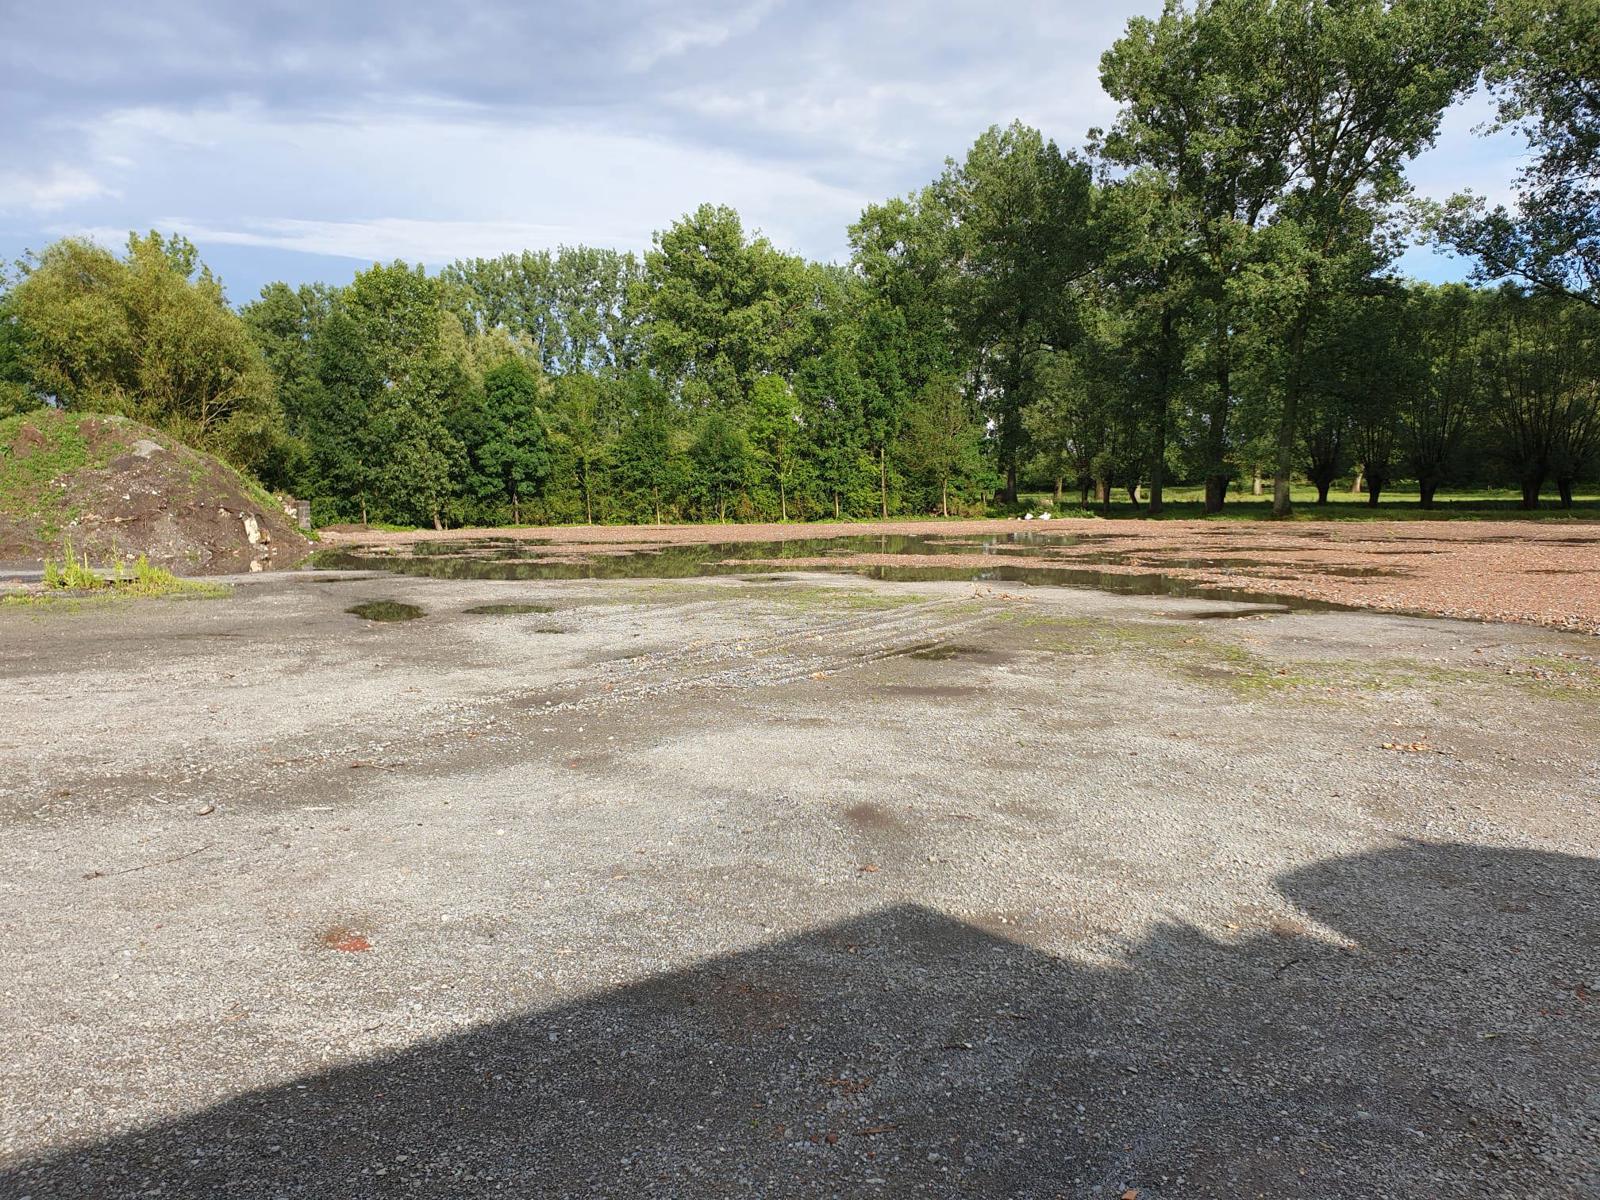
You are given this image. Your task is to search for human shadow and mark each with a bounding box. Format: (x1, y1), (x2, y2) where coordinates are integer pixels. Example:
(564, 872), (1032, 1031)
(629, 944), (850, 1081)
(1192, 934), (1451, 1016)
(4, 840), (1596, 1198)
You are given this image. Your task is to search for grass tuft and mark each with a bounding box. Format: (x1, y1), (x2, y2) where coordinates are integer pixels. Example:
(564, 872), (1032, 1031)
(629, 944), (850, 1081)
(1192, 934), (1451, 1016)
(10, 541), (230, 608)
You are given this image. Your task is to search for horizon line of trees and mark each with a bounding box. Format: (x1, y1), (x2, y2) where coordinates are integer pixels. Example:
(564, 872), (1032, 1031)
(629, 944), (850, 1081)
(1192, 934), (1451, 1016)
(2, 0), (1596, 528)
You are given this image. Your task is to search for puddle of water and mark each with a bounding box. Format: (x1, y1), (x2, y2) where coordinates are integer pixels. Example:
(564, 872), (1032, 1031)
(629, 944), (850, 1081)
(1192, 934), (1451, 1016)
(346, 600), (426, 622)
(315, 535), (1348, 612)
(1156, 606), (1293, 621)
(849, 563), (1345, 610)
(904, 643), (1012, 663)
(463, 603), (557, 615)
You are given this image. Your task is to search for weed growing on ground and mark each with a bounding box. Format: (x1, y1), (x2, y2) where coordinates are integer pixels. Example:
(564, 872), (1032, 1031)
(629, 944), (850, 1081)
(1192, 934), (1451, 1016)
(9, 543), (230, 609)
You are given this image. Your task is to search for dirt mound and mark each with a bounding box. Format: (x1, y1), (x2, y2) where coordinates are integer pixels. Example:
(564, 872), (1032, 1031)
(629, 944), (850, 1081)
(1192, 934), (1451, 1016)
(0, 409), (310, 574)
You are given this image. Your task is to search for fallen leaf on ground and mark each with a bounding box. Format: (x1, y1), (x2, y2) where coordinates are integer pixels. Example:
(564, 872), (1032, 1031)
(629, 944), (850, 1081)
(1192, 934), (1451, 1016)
(858, 863), (880, 874)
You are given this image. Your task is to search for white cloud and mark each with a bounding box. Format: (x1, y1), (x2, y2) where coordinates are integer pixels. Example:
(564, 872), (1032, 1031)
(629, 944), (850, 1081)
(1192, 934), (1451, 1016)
(64, 102), (876, 263)
(0, 0), (1528, 297)
(136, 217), (631, 263)
(0, 165), (116, 213)
(622, 0), (780, 72)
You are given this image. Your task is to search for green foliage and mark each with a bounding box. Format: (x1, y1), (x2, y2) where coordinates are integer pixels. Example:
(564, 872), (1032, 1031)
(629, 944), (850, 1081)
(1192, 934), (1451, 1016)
(8, 1), (1589, 533)
(636, 204), (813, 411)
(688, 411), (754, 521)
(899, 375), (993, 516)
(1434, 0), (1600, 303)
(5, 232), (287, 478)
(468, 359), (551, 524)
(0, 409), (92, 528)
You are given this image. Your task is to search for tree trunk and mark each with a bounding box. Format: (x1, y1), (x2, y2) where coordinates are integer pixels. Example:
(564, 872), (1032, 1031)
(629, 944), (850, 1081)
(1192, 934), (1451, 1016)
(1316, 480), (1331, 505)
(1272, 317), (1310, 517)
(834, 491), (840, 520)
(1558, 477), (1574, 508)
(941, 477), (949, 518)
(1079, 478), (1092, 505)
(879, 446), (888, 519)
(653, 488), (661, 525)
(360, 493), (368, 527)
(1148, 306), (1172, 516)
(1203, 297), (1232, 515)
(1096, 477), (1111, 512)
(1053, 476), (1063, 507)
(432, 509), (443, 532)
(1351, 469), (1364, 495)
(779, 474), (788, 522)
(1252, 468), (1263, 497)
(1366, 480), (1383, 506)
(1129, 483), (1141, 505)
(511, 490), (521, 525)
(1419, 478), (1438, 509)
(1204, 475), (1228, 513)
(1521, 476), (1543, 510)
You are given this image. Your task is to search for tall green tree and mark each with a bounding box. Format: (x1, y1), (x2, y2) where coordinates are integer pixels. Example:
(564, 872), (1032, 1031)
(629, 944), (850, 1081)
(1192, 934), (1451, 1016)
(474, 359), (552, 524)
(549, 373), (612, 524)
(688, 411), (753, 521)
(1403, 284), (1481, 505)
(1100, 0), (1294, 512)
(899, 375), (991, 516)
(339, 261), (475, 527)
(1254, 0), (1486, 515)
(612, 370), (682, 524)
(636, 205), (811, 411)
(8, 233), (285, 477)
(932, 122), (1096, 502)
(1435, 0), (1600, 304)
(748, 374), (805, 520)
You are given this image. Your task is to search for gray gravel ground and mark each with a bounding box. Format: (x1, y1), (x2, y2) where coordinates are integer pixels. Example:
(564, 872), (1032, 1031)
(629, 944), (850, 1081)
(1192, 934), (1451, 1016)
(1, 570), (1597, 1198)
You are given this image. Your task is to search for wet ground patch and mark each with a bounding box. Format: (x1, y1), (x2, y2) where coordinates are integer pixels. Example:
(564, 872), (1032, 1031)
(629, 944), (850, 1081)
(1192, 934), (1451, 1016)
(313, 535), (1345, 611)
(346, 600), (425, 622)
(1156, 605), (1293, 621)
(904, 642), (1012, 664)
(842, 801), (909, 834)
(875, 683), (986, 700)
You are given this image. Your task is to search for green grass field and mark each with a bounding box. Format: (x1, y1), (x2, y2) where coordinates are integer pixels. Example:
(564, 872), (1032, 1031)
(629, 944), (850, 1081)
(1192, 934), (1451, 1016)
(1017, 483), (1600, 521)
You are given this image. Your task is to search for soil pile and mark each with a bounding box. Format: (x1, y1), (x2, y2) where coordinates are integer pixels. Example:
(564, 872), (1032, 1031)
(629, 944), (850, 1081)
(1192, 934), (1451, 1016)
(0, 409), (309, 573)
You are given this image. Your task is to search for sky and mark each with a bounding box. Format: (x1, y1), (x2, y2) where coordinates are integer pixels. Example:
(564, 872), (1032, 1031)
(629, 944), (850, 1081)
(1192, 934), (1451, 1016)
(0, 0), (1527, 305)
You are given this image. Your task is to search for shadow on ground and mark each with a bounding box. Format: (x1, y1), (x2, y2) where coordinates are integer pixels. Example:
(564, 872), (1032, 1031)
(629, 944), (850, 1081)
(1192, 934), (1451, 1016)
(5, 841), (1597, 1198)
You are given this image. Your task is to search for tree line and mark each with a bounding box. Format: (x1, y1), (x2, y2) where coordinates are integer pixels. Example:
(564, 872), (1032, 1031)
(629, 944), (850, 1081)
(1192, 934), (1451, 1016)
(2, 0), (1595, 526)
